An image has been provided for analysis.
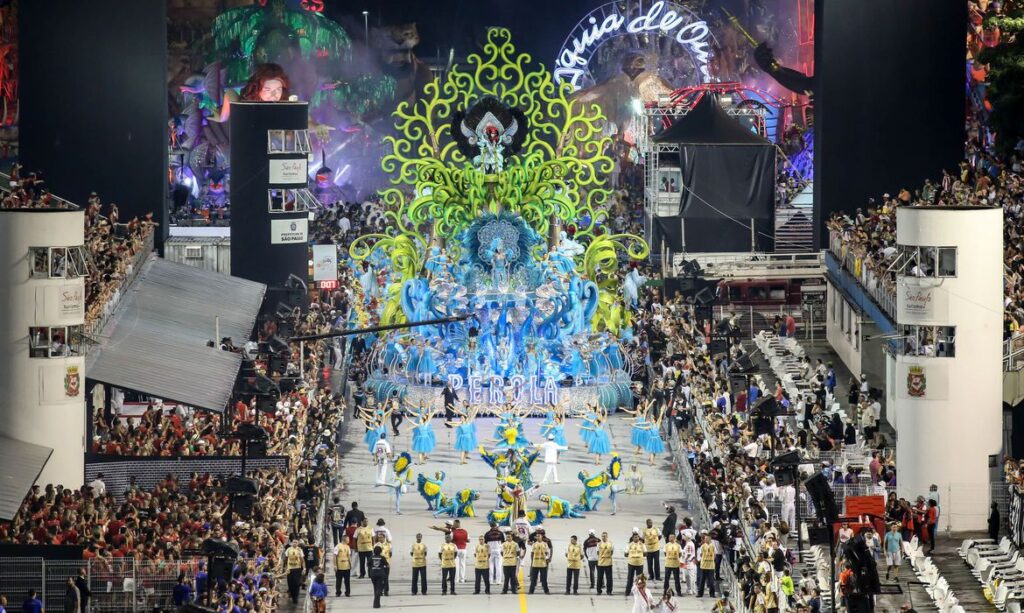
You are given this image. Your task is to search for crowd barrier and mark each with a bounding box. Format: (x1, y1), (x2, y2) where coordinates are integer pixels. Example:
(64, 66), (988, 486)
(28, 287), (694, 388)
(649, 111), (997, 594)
(827, 231), (897, 320)
(83, 454), (290, 501)
(84, 229), (155, 342)
(0, 557), (200, 613)
(665, 433), (746, 610)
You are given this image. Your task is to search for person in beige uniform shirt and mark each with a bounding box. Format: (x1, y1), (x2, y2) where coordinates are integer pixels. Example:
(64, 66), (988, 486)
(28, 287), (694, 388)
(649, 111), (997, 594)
(285, 541), (305, 604)
(643, 518), (663, 580)
(528, 534), (550, 594)
(410, 533), (428, 595)
(662, 534), (681, 596)
(473, 535), (492, 594)
(625, 532), (646, 596)
(565, 535), (583, 595)
(355, 519), (374, 578)
(332, 539), (352, 597)
(501, 532), (522, 594)
(439, 534), (458, 595)
(597, 532), (615, 595)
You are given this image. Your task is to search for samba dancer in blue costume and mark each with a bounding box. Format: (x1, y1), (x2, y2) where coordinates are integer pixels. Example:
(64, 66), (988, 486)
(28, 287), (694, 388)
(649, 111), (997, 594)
(640, 411), (667, 465)
(410, 407), (438, 464)
(621, 400), (655, 457)
(358, 405), (391, 453)
(540, 403), (568, 448)
(447, 406), (480, 465)
(579, 404), (612, 464)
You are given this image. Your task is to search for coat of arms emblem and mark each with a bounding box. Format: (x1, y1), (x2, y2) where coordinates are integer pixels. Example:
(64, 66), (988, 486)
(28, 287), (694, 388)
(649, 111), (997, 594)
(906, 365), (926, 398)
(65, 364), (81, 397)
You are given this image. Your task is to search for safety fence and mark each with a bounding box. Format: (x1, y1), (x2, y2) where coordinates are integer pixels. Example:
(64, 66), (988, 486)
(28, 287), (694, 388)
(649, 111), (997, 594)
(83, 454), (290, 502)
(302, 338), (351, 613)
(665, 434), (747, 611)
(827, 231), (897, 320)
(84, 230), (155, 342)
(0, 558), (200, 613)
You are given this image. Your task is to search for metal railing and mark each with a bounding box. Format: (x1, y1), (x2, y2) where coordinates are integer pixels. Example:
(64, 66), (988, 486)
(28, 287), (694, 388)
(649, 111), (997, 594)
(665, 433), (747, 611)
(828, 231), (897, 320)
(0, 557), (201, 613)
(84, 229), (156, 342)
(1005, 333), (1024, 371)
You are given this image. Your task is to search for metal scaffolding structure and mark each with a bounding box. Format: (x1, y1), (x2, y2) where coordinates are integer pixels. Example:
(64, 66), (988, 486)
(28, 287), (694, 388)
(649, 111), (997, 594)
(638, 101), (768, 259)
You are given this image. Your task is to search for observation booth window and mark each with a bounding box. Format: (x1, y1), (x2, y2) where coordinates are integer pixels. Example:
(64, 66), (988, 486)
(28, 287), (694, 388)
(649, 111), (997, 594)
(29, 325), (83, 358)
(268, 189), (318, 213)
(899, 324), (955, 358)
(267, 130), (311, 154)
(896, 245), (957, 278)
(30, 246), (89, 279)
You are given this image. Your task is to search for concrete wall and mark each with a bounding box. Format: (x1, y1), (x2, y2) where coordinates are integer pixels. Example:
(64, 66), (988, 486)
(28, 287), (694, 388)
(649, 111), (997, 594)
(826, 281), (863, 380)
(893, 206), (1003, 530)
(0, 210), (87, 487)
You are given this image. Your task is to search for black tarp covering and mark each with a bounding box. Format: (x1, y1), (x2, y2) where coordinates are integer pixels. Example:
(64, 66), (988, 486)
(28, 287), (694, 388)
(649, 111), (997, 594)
(653, 95), (775, 252)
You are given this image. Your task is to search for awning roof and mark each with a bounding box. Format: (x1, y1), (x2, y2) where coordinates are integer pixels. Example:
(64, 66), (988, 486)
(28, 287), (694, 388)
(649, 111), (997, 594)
(86, 258), (266, 412)
(0, 436), (53, 520)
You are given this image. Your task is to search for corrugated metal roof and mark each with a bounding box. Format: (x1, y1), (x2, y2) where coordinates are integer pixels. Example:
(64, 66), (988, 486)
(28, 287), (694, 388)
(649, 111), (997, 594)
(0, 435), (53, 520)
(85, 258), (266, 412)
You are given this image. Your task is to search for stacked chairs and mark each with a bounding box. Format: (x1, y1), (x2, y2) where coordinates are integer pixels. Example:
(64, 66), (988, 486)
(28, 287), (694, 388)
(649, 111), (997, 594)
(961, 537), (1024, 611)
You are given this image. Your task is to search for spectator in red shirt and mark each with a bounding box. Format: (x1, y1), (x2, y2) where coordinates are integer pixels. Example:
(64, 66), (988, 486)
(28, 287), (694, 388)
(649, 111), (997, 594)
(925, 500), (939, 553)
(451, 519), (470, 584)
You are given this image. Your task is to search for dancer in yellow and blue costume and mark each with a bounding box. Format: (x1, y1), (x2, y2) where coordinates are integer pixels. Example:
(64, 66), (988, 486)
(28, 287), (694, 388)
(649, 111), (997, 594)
(433, 488), (480, 518)
(540, 494), (585, 518)
(416, 470), (446, 511)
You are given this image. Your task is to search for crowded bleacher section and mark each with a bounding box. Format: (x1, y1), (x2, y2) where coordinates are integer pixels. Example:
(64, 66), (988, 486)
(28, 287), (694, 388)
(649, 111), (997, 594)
(0, 179), (352, 609)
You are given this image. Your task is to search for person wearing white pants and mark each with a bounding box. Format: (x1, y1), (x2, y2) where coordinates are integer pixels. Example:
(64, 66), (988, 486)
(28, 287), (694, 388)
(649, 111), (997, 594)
(779, 484), (797, 537)
(536, 435), (568, 484)
(680, 534), (697, 596)
(484, 522), (504, 583)
(372, 434), (392, 484)
(451, 519), (470, 583)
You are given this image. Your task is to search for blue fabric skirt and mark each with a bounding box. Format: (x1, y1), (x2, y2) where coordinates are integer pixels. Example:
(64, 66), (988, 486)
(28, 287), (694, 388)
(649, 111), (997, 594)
(588, 427), (612, 455)
(454, 423), (477, 452)
(412, 424), (436, 453)
(551, 424), (568, 447)
(644, 430), (665, 454)
(631, 420), (648, 448)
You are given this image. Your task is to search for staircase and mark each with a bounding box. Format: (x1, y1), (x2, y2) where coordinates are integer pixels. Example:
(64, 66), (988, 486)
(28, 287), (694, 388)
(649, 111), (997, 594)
(775, 182), (814, 252)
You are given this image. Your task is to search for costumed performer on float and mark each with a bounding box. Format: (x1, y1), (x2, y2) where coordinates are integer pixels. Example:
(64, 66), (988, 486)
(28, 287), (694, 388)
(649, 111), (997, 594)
(623, 263), (647, 309)
(410, 406), (438, 464)
(416, 471), (446, 511)
(204, 62), (334, 140)
(539, 494), (585, 519)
